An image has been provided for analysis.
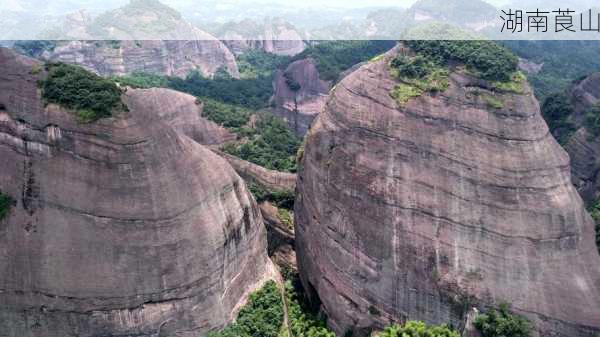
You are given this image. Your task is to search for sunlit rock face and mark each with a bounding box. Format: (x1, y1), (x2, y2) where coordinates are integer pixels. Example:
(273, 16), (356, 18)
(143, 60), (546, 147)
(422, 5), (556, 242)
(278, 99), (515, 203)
(34, 0), (240, 79)
(295, 48), (600, 337)
(0, 48), (271, 337)
(43, 40), (240, 79)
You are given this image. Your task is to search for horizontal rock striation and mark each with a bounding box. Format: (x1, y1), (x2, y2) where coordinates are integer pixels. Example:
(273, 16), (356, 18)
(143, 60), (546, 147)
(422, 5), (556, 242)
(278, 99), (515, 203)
(43, 40), (240, 79)
(295, 49), (600, 337)
(0, 48), (271, 337)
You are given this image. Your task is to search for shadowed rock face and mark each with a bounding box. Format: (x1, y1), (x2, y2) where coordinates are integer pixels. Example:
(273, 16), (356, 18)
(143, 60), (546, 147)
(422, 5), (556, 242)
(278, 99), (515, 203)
(295, 49), (600, 337)
(43, 40), (240, 78)
(564, 73), (600, 204)
(0, 48), (271, 337)
(272, 58), (331, 136)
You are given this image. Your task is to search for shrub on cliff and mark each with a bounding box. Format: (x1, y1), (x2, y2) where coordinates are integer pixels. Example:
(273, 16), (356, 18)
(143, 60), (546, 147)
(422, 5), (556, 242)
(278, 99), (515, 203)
(406, 40), (518, 82)
(41, 63), (122, 122)
(389, 54), (449, 105)
(379, 321), (460, 337)
(474, 304), (531, 337)
(207, 280), (283, 337)
(0, 191), (15, 221)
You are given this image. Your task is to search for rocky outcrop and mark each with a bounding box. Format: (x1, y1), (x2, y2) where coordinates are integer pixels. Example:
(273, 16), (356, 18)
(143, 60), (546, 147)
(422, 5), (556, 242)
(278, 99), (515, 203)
(215, 18), (306, 56)
(259, 202), (296, 269)
(272, 58), (331, 136)
(216, 150), (296, 192)
(43, 39), (239, 79)
(0, 48), (272, 337)
(39, 0), (239, 78)
(517, 58), (543, 75)
(295, 48), (600, 337)
(561, 73), (600, 205)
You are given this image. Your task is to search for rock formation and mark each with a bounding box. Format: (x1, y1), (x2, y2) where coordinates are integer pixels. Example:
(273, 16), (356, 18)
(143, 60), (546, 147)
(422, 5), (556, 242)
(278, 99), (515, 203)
(44, 39), (239, 79)
(215, 151), (296, 192)
(259, 202), (296, 270)
(552, 73), (600, 205)
(215, 18), (306, 56)
(272, 58), (331, 136)
(295, 48), (600, 337)
(38, 0), (240, 78)
(0, 48), (272, 337)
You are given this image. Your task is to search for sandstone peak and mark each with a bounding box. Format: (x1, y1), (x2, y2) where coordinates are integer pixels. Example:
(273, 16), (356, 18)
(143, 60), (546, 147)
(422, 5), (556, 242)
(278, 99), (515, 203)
(0, 48), (271, 336)
(295, 47), (600, 337)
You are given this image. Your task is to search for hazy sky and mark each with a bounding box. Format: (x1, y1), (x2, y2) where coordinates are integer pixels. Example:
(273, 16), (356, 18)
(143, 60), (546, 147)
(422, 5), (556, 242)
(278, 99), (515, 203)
(0, 0), (511, 12)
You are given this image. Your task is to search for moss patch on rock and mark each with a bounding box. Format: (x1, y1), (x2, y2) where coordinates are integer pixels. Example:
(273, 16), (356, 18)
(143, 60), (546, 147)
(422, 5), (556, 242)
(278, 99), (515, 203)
(492, 71), (526, 94)
(389, 54), (449, 105)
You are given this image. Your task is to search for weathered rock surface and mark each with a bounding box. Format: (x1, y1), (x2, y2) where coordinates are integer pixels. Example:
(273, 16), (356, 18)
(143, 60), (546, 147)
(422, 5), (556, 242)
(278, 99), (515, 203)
(0, 48), (272, 337)
(39, 0), (239, 78)
(272, 58), (331, 136)
(43, 39), (240, 79)
(115, 88), (235, 147)
(215, 150), (296, 192)
(561, 73), (600, 205)
(215, 19), (306, 56)
(295, 49), (600, 337)
(259, 202), (295, 267)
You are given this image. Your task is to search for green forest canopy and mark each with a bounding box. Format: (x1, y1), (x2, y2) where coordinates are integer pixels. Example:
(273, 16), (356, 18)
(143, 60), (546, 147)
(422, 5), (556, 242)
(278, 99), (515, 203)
(504, 41), (600, 100)
(406, 40), (518, 82)
(293, 40), (396, 81)
(41, 62), (122, 122)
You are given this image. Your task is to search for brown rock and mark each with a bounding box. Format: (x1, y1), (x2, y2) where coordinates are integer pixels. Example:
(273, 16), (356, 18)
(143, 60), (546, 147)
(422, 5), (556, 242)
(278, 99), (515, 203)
(218, 19), (306, 56)
(295, 48), (600, 337)
(215, 150), (296, 192)
(0, 48), (272, 337)
(272, 58), (331, 136)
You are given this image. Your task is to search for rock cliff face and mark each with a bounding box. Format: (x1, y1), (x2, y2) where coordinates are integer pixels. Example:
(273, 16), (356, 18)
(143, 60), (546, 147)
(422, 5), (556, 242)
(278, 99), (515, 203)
(272, 58), (331, 136)
(39, 0), (240, 78)
(43, 39), (240, 79)
(295, 49), (600, 336)
(215, 19), (306, 56)
(0, 48), (271, 337)
(560, 73), (600, 205)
